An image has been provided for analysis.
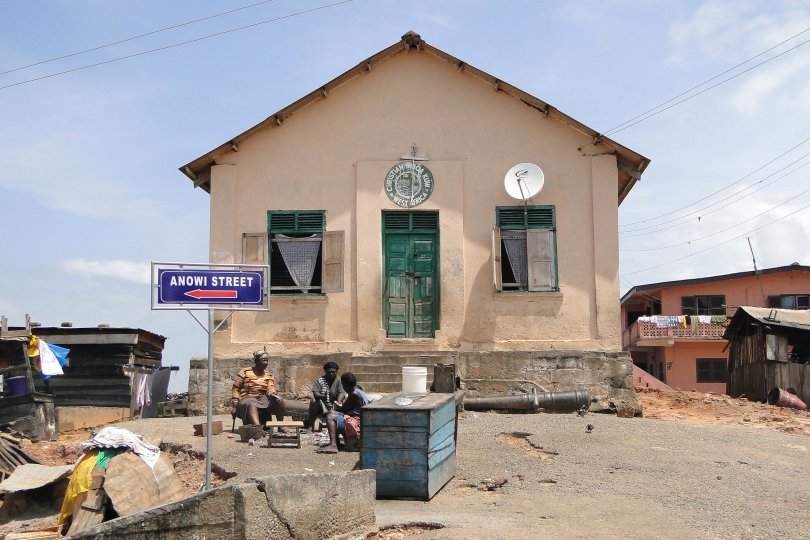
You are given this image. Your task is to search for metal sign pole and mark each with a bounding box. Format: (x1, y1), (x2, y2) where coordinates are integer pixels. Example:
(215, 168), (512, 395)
(205, 309), (214, 491)
(151, 262), (268, 491)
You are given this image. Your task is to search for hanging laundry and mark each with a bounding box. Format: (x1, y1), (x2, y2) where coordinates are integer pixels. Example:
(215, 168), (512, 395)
(698, 315), (712, 324)
(690, 316), (699, 334)
(679, 315), (688, 328)
(26, 335), (39, 358)
(135, 372), (153, 409)
(38, 340), (69, 378)
(649, 315), (680, 328)
(710, 315), (727, 324)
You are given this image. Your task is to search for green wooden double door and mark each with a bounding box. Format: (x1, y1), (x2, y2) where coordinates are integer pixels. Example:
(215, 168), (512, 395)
(383, 212), (438, 338)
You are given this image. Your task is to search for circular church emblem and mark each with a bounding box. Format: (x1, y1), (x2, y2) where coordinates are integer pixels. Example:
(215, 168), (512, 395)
(384, 161), (434, 208)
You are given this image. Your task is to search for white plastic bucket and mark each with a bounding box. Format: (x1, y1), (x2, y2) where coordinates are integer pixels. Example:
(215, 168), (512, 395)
(402, 366), (428, 393)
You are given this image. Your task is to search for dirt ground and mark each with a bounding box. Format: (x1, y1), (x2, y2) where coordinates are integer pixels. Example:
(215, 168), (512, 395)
(636, 387), (810, 436)
(1, 434), (232, 536)
(1, 390), (808, 538)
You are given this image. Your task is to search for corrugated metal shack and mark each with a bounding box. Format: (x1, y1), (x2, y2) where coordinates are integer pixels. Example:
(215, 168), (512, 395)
(724, 307), (810, 403)
(0, 316), (57, 440)
(31, 325), (167, 415)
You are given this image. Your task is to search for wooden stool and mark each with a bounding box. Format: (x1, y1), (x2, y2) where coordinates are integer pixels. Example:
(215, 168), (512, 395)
(264, 417), (304, 448)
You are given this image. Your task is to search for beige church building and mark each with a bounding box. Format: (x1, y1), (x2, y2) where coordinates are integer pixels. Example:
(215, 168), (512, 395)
(181, 32), (650, 410)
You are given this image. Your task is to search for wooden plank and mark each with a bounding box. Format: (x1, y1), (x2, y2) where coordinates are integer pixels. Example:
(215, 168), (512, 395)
(427, 419), (455, 452)
(374, 478), (428, 498)
(361, 419), (454, 450)
(104, 452), (160, 515)
(366, 392), (454, 411)
(153, 453), (184, 504)
(67, 505), (105, 535)
(362, 426), (428, 449)
(263, 420), (304, 427)
(427, 436), (455, 468)
(362, 448), (427, 475)
(34, 334), (139, 346)
(37, 378), (129, 388)
(427, 452), (456, 499)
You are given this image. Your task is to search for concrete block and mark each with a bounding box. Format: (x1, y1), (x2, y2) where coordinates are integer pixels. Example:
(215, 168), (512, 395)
(249, 470), (376, 540)
(70, 471), (376, 540)
(70, 484), (240, 539)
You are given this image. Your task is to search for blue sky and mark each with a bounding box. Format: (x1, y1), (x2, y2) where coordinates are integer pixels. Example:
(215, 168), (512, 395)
(1, 1), (808, 391)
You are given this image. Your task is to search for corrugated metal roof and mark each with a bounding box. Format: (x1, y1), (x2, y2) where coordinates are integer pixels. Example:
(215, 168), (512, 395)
(736, 306), (810, 330)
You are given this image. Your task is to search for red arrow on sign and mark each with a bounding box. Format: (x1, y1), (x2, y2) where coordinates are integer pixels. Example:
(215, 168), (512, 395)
(184, 289), (238, 299)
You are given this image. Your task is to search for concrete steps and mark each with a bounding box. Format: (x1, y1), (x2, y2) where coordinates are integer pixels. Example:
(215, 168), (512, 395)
(350, 353), (456, 394)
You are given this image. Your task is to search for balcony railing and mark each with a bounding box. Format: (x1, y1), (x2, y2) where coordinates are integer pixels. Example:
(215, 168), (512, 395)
(622, 318), (727, 348)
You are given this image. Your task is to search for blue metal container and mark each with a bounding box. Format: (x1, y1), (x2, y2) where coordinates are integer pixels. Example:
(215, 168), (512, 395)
(361, 392), (456, 500)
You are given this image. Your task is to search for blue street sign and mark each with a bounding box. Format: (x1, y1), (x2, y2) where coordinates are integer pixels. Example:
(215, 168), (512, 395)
(157, 269), (264, 305)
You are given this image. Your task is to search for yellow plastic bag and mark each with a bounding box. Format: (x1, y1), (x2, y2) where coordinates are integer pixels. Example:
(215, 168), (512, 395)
(57, 450), (99, 525)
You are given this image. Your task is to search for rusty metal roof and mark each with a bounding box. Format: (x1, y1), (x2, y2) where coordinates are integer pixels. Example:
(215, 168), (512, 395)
(179, 31), (650, 204)
(723, 306), (810, 341)
(734, 306), (810, 330)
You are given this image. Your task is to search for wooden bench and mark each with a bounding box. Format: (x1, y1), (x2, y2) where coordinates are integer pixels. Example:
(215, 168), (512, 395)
(263, 419), (304, 448)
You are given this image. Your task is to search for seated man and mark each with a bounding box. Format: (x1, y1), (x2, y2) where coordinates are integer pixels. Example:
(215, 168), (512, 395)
(307, 361), (347, 430)
(231, 348), (287, 426)
(317, 372), (369, 454)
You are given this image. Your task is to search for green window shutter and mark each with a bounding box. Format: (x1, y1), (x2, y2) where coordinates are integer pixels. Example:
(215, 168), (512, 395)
(527, 229), (556, 291)
(321, 230), (344, 293)
(384, 212), (411, 230)
(492, 227), (502, 291)
(496, 206), (555, 230)
(267, 210), (325, 233)
(241, 232), (266, 264)
(382, 211), (438, 232)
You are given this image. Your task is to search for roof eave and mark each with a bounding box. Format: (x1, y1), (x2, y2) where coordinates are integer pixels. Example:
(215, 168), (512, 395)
(179, 32), (650, 200)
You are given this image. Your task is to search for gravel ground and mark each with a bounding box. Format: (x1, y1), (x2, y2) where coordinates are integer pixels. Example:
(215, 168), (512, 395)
(109, 409), (808, 540)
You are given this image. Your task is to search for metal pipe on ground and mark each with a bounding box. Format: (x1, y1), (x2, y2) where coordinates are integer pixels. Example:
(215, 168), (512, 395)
(463, 390), (591, 413)
(767, 387), (807, 410)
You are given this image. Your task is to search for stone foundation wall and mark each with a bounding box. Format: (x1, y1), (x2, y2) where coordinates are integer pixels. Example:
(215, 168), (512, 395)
(189, 350), (640, 415)
(71, 470), (376, 540)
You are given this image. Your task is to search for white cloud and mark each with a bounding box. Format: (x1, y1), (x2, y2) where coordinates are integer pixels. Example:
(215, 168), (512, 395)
(729, 53), (810, 113)
(60, 258), (151, 284)
(664, 1), (810, 113)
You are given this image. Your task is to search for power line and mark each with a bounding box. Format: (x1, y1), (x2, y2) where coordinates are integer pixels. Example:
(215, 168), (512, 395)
(619, 279), (662, 304)
(0, 0), (354, 92)
(620, 180), (810, 251)
(620, 155), (810, 236)
(0, 0), (277, 76)
(621, 137), (809, 226)
(603, 26), (810, 136)
(621, 200), (810, 276)
(604, 35), (810, 137)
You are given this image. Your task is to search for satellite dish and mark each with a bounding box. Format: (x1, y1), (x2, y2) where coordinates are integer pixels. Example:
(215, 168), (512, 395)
(504, 163), (544, 200)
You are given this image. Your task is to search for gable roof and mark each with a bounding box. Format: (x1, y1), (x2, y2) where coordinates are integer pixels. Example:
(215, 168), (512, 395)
(180, 31), (650, 204)
(621, 263), (810, 305)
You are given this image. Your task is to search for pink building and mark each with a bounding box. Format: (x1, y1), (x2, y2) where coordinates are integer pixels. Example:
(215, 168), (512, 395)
(621, 263), (810, 394)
